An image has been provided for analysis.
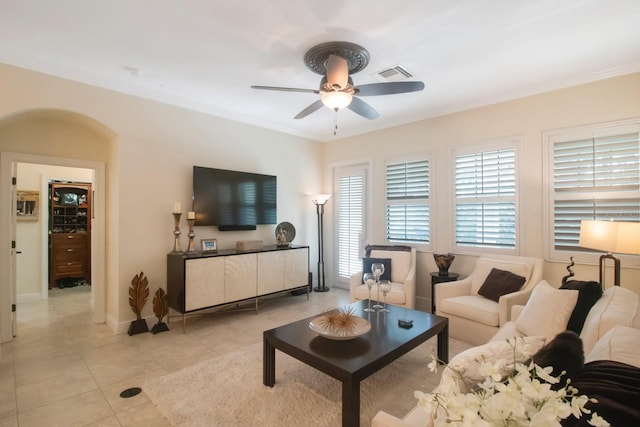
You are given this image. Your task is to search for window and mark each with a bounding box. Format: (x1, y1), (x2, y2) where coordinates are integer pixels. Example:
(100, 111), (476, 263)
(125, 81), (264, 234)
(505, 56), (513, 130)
(548, 123), (640, 256)
(385, 158), (430, 244)
(335, 168), (366, 283)
(454, 142), (518, 251)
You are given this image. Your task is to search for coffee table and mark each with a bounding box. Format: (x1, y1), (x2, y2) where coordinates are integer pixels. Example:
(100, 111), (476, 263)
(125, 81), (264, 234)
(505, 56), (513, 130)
(263, 299), (448, 427)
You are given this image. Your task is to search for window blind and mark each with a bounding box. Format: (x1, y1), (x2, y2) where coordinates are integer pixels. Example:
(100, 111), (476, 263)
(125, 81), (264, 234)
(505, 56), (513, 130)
(385, 160), (430, 243)
(455, 148), (517, 249)
(338, 175), (364, 278)
(552, 133), (640, 250)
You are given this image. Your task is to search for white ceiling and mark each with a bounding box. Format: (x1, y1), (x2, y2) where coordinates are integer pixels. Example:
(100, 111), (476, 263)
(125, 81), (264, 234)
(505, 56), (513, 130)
(1, 1), (640, 142)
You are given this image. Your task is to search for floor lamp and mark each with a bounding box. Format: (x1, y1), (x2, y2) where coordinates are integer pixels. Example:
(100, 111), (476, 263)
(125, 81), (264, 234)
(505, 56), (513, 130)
(579, 219), (640, 288)
(313, 194), (331, 292)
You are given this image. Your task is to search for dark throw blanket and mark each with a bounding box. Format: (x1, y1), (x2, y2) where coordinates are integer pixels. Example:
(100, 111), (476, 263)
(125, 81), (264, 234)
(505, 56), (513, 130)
(562, 360), (640, 427)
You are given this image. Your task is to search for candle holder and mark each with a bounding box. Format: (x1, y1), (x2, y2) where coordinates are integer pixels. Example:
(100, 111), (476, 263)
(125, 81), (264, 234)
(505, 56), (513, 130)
(186, 218), (196, 252)
(172, 212), (182, 253)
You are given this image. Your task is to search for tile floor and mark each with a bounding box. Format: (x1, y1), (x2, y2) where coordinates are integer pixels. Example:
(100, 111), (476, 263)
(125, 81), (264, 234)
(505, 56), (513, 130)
(0, 284), (351, 426)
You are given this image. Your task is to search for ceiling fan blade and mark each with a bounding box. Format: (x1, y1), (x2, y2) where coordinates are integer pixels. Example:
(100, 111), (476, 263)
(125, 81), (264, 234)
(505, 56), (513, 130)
(251, 85), (320, 94)
(326, 55), (349, 89)
(294, 99), (324, 119)
(355, 81), (425, 96)
(347, 97), (380, 120)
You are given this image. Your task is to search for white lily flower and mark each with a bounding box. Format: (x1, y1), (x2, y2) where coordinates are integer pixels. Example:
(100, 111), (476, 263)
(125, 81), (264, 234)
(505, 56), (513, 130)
(588, 412), (611, 427)
(415, 342), (608, 426)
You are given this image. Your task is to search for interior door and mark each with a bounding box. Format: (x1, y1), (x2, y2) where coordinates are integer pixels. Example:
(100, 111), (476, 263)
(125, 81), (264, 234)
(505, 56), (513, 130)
(333, 164), (368, 289)
(10, 161), (17, 337)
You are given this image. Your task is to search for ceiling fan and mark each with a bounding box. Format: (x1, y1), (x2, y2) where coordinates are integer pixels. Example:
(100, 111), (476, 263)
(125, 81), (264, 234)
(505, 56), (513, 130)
(251, 41), (425, 120)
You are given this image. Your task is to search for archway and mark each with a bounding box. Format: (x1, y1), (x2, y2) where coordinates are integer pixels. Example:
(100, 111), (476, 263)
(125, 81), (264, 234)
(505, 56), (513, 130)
(0, 108), (116, 343)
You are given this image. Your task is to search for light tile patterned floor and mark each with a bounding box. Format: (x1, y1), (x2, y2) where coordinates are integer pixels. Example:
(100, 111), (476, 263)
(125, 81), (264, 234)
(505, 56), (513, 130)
(0, 284), (351, 426)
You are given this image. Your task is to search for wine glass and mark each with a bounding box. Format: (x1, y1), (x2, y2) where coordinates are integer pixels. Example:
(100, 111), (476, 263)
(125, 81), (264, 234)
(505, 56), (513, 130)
(379, 280), (392, 312)
(363, 272), (376, 312)
(371, 263), (385, 309)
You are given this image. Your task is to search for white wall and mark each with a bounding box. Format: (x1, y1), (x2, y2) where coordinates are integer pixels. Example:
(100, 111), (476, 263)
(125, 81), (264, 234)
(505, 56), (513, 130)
(16, 163), (92, 300)
(323, 72), (640, 309)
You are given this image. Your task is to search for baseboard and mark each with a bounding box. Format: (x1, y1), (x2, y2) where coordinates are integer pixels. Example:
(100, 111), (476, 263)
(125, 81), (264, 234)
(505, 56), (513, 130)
(114, 315), (155, 335)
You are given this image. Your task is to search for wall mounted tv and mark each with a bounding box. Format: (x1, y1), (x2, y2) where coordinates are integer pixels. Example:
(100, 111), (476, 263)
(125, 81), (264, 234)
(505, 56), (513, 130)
(193, 166), (277, 231)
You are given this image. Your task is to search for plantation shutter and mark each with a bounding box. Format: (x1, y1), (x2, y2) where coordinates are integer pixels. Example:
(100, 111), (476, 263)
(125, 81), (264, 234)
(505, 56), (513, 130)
(553, 133), (640, 250)
(455, 149), (517, 248)
(385, 159), (430, 243)
(337, 174), (364, 279)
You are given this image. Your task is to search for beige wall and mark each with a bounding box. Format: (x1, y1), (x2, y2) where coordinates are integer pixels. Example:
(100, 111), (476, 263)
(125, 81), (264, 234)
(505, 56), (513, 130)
(323, 72), (640, 307)
(0, 63), (322, 338)
(1, 62), (638, 338)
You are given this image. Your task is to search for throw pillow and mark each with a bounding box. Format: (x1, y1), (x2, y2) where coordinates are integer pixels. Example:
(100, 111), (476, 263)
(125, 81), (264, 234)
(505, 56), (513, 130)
(559, 280), (602, 334)
(437, 335), (547, 394)
(477, 268), (526, 302)
(514, 280), (579, 342)
(361, 257), (392, 283)
(531, 331), (584, 389)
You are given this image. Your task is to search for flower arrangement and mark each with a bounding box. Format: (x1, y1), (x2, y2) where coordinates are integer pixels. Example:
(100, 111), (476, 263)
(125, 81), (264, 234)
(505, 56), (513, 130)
(414, 337), (609, 427)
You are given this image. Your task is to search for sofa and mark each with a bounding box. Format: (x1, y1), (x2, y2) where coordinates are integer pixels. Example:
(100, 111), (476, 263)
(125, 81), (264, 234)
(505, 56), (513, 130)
(372, 283), (640, 427)
(350, 245), (416, 309)
(434, 255), (544, 345)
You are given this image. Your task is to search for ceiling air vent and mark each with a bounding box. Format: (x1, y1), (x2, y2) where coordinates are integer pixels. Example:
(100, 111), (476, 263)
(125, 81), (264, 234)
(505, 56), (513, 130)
(372, 64), (414, 82)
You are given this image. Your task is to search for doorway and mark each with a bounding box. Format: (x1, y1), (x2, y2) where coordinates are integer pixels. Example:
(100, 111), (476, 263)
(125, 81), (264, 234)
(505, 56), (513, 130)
(16, 164), (94, 302)
(0, 108), (114, 346)
(0, 152), (106, 343)
(332, 163), (371, 289)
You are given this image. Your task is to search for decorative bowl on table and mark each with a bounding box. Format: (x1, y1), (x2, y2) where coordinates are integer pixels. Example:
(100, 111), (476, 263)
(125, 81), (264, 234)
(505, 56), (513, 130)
(309, 307), (371, 340)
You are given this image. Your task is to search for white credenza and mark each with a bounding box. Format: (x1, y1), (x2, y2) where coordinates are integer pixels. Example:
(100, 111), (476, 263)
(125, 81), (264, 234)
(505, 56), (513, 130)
(167, 245), (309, 330)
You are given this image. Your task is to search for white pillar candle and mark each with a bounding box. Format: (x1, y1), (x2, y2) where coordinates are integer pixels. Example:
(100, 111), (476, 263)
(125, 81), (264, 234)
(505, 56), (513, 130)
(173, 202), (181, 213)
(187, 211), (195, 220)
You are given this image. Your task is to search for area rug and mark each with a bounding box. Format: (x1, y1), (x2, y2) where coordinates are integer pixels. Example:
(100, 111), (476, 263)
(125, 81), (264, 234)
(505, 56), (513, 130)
(144, 337), (472, 426)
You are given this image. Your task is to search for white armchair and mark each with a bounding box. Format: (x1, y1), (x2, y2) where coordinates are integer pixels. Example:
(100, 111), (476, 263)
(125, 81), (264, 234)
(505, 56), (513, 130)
(350, 245), (416, 309)
(435, 254), (544, 345)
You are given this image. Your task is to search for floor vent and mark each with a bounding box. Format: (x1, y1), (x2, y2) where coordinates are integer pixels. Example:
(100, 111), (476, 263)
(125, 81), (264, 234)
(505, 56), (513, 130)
(373, 64), (414, 82)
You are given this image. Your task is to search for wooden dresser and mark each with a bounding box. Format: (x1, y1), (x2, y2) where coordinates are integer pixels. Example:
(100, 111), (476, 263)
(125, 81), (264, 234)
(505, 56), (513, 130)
(49, 182), (91, 288)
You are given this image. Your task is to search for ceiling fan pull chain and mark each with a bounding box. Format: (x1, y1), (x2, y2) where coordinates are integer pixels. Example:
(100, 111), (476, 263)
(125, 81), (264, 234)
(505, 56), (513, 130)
(334, 111), (339, 136)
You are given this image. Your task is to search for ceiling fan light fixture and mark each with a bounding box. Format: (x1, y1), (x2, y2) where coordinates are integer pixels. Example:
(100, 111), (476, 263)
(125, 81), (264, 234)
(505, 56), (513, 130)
(321, 91), (352, 111)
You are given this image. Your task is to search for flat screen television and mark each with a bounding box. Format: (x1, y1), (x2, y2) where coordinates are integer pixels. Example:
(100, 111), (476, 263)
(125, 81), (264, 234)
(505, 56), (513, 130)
(193, 166), (277, 230)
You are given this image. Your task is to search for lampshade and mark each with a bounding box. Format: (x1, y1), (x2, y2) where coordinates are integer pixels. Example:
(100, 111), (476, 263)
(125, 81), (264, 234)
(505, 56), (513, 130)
(579, 219), (640, 255)
(320, 91), (352, 111)
(312, 194), (331, 206)
(616, 222), (640, 255)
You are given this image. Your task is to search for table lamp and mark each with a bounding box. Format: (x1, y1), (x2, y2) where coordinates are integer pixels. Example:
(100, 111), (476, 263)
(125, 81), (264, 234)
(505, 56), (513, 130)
(578, 219), (640, 287)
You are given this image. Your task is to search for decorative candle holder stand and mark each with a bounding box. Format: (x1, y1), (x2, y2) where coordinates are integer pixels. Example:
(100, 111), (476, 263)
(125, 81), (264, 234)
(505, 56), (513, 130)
(172, 213), (182, 253)
(186, 218), (196, 252)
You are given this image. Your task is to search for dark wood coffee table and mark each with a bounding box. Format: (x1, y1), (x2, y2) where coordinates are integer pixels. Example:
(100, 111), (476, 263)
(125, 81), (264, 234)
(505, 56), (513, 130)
(263, 299), (448, 427)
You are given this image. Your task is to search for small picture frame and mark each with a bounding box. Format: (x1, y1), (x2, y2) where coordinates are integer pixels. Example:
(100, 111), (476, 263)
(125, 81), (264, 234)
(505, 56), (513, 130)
(201, 238), (217, 252)
(17, 190), (40, 221)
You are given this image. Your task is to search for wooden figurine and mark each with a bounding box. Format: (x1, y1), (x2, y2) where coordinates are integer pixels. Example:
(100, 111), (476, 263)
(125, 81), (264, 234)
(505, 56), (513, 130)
(151, 287), (170, 334)
(128, 271), (150, 335)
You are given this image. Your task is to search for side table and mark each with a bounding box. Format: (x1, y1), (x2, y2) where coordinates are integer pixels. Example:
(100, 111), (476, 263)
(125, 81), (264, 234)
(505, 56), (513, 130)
(430, 272), (459, 313)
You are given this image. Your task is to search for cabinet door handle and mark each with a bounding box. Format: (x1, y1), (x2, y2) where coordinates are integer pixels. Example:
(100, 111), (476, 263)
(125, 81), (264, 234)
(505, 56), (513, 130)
(67, 248), (74, 252)
(67, 235), (74, 239)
